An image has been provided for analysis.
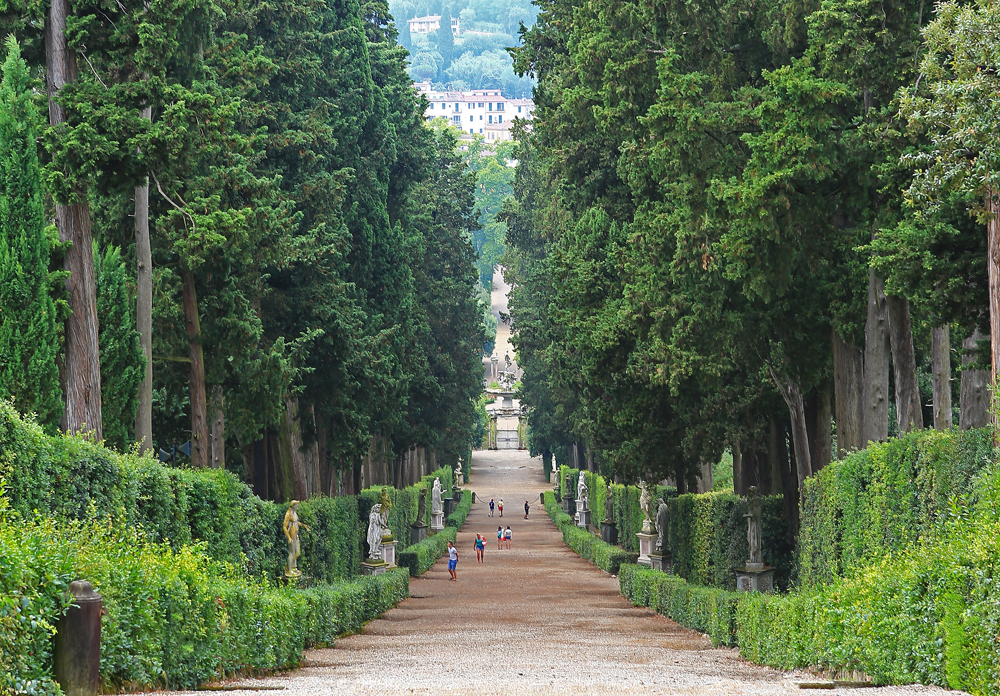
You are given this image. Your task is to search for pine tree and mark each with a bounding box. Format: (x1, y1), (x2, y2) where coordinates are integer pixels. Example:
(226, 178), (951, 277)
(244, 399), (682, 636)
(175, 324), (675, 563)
(0, 36), (64, 431)
(94, 243), (144, 451)
(437, 9), (454, 67)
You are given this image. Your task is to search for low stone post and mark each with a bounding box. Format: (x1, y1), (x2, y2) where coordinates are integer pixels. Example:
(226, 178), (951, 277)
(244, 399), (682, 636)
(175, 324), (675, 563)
(54, 581), (102, 696)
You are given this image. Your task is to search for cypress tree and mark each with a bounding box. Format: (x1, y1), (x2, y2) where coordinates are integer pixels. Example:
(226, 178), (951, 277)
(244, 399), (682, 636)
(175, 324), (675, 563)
(0, 36), (63, 431)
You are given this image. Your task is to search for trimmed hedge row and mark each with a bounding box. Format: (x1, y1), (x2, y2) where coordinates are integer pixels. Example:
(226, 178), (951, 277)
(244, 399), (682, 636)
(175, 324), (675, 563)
(670, 491), (793, 591)
(0, 401), (453, 582)
(0, 515), (410, 695)
(555, 466), (675, 553)
(798, 427), (992, 587)
(618, 564), (740, 647)
(397, 489), (472, 576)
(543, 491), (637, 573)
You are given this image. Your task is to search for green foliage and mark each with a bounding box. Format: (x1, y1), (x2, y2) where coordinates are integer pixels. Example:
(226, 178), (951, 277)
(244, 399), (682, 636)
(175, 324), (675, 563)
(542, 491), (636, 573)
(399, 527), (457, 576)
(446, 489), (472, 528)
(0, 516), (409, 693)
(0, 37), (63, 433)
(619, 564), (740, 647)
(797, 427), (994, 586)
(669, 492), (794, 591)
(94, 243), (144, 451)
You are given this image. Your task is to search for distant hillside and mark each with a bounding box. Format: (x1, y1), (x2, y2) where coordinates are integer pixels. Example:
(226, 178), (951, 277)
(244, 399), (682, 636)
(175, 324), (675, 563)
(392, 0), (537, 97)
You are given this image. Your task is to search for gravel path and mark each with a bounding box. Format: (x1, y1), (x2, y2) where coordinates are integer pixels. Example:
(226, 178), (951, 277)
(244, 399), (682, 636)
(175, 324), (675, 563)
(174, 450), (956, 695)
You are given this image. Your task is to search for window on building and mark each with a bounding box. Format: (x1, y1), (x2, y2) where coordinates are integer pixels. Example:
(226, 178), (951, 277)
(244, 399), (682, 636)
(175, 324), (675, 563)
(499, 115), (502, 123)
(469, 115), (473, 122)
(518, 106), (522, 113)
(478, 102), (483, 107)
(479, 128), (483, 133)
(470, 128), (474, 134)
(479, 115), (483, 120)
(488, 115), (493, 123)
(498, 103), (504, 111)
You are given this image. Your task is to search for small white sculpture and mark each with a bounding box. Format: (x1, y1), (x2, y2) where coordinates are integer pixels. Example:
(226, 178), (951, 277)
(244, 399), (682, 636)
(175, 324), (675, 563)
(655, 501), (670, 552)
(639, 481), (654, 534)
(431, 477), (443, 515)
(455, 463), (464, 487)
(367, 503), (384, 560)
(577, 471), (588, 507)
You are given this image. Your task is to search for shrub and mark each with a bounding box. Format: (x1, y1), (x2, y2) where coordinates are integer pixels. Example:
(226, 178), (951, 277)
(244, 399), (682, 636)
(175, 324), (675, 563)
(0, 516), (410, 694)
(446, 489), (472, 528)
(398, 527), (458, 577)
(619, 564), (740, 647)
(542, 491), (636, 573)
(798, 427), (993, 587)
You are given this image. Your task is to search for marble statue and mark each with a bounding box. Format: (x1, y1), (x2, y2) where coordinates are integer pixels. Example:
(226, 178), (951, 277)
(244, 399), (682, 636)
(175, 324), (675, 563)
(604, 484), (613, 522)
(655, 500), (670, 553)
(577, 471), (588, 507)
(417, 487), (427, 521)
(378, 486), (393, 537)
(455, 463), (464, 487)
(283, 500), (310, 576)
(639, 481), (654, 534)
(431, 477), (443, 515)
(367, 503), (384, 560)
(745, 486), (763, 567)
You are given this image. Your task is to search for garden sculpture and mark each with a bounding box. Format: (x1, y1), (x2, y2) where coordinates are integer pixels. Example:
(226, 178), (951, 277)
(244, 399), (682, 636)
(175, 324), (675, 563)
(577, 471), (588, 507)
(655, 500), (670, 553)
(432, 477), (443, 515)
(378, 486), (393, 537)
(604, 484), (613, 522)
(283, 500), (309, 577)
(745, 486), (763, 567)
(367, 503), (384, 560)
(639, 481), (654, 534)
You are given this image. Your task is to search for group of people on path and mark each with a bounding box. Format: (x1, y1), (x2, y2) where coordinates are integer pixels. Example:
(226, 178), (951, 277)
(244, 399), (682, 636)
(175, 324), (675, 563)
(488, 497), (531, 519)
(451, 497), (535, 574)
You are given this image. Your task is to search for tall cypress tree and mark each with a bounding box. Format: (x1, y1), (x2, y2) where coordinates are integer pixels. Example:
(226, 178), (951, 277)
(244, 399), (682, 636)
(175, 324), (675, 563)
(0, 36), (63, 431)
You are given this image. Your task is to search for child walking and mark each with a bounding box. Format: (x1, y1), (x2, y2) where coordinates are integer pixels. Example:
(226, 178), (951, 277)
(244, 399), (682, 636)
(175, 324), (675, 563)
(447, 541), (459, 581)
(504, 525), (512, 549)
(498, 499), (504, 517)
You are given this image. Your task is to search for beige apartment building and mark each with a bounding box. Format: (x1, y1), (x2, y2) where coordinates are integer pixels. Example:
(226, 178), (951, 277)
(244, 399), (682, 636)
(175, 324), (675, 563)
(416, 81), (534, 143)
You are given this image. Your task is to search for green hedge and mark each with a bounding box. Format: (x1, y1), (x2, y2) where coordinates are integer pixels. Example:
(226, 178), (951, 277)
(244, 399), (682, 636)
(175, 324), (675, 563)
(0, 514), (409, 695)
(618, 564), (740, 647)
(669, 491), (793, 591)
(555, 466), (675, 553)
(543, 491), (637, 573)
(446, 489), (472, 528)
(398, 527), (458, 577)
(798, 427), (993, 587)
(0, 402), (451, 583)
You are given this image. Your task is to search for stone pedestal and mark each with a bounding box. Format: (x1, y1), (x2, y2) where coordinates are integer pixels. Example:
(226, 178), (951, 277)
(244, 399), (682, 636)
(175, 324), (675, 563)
(453, 488), (462, 503)
(411, 523), (427, 544)
(444, 497), (455, 517)
(381, 539), (397, 568)
(601, 521), (618, 545)
(563, 497), (576, 515)
(430, 511), (445, 532)
(636, 532), (656, 567)
(735, 565), (775, 593)
(650, 552), (671, 573)
(577, 508), (591, 528)
(361, 559), (388, 576)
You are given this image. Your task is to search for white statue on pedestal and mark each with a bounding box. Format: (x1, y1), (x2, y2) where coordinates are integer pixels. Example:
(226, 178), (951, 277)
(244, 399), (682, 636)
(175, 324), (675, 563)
(431, 477), (443, 515)
(655, 501), (670, 552)
(455, 463), (464, 487)
(639, 481), (654, 534)
(577, 471), (588, 509)
(367, 503), (384, 560)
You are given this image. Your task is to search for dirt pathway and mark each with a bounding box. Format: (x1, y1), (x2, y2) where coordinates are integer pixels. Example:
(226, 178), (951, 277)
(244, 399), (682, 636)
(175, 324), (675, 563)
(186, 450), (952, 695)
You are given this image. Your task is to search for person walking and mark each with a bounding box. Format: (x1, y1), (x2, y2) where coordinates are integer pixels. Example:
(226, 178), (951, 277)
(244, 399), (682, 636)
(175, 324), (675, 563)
(497, 525), (503, 550)
(447, 541), (459, 581)
(524, 500), (530, 519)
(504, 525), (512, 549)
(475, 534), (485, 563)
(489, 498), (495, 517)
(498, 499), (504, 517)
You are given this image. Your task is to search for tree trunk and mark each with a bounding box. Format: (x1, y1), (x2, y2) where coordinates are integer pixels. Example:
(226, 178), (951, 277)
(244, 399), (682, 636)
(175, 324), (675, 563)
(46, 4), (102, 439)
(209, 385), (224, 469)
(989, 189), (1000, 394)
(768, 416), (787, 496)
(887, 295), (924, 433)
(134, 105), (153, 453)
(182, 269), (208, 467)
(960, 330), (989, 429)
(931, 324), (953, 430)
(864, 269), (890, 444)
(832, 328), (864, 457)
(807, 382), (832, 474)
(732, 439), (743, 496)
(769, 366), (812, 495)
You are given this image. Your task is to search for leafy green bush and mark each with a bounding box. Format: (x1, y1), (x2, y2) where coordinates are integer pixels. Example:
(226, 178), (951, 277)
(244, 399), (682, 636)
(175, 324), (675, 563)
(798, 427), (993, 586)
(669, 491), (793, 591)
(543, 491), (636, 573)
(0, 515), (409, 694)
(398, 527), (458, 577)
(618, 564), (740, 647)
(446, 489), (472, 528)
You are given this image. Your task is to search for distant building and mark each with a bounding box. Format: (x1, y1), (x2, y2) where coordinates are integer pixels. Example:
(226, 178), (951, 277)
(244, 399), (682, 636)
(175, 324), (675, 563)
(408, 15), (460, 35)
(415, 82), (534, 143)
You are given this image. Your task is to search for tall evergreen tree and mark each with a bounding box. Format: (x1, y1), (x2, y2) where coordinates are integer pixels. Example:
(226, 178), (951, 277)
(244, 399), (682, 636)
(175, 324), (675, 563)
(0, 36), (63, 432)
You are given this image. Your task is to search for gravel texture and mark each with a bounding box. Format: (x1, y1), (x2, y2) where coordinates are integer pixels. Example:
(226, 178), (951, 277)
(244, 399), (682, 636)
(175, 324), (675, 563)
(159, 450), (960, 696)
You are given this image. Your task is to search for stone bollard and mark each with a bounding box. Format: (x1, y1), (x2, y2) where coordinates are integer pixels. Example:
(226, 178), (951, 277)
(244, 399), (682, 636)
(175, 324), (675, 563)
(54, 580), (102, 696)
(539, 492), (544, 504)
(472, 491), (477, 503)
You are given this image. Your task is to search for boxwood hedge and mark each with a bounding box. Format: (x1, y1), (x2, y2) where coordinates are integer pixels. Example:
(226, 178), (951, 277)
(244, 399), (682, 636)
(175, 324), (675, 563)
(397, 488), (472, 576)
(543, 491), (637, 573)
